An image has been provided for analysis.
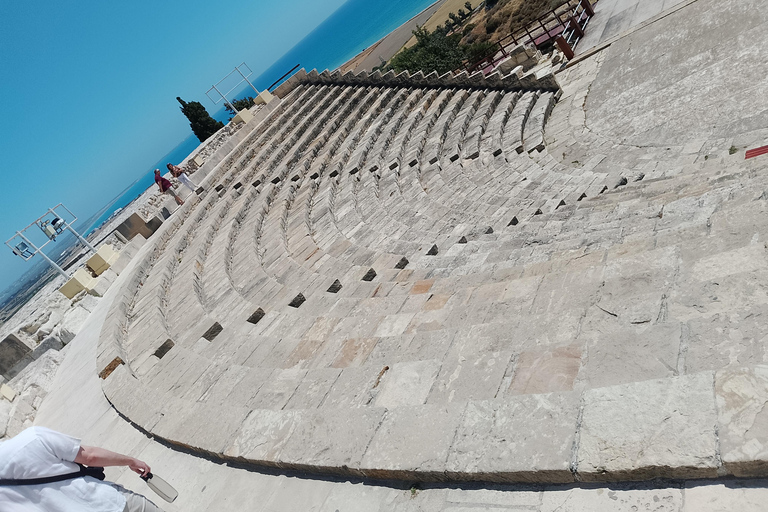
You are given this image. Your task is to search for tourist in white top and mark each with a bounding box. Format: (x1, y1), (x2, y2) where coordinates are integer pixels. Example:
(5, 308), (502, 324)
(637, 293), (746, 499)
(167, 163), (198, 194)
(0, 426), (163, 512)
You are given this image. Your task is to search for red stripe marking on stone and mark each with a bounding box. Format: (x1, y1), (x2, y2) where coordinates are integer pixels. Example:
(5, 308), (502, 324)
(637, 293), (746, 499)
(746, 145), (768, 159)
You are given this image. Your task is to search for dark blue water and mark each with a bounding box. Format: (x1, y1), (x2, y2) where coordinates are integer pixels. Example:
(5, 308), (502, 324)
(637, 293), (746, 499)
(215, 0), (439, 120)
(1, 0), (438, 309)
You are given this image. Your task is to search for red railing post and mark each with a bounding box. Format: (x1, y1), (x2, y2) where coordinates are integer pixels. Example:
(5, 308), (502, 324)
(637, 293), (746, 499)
(568, 15), (584, 38)
(556, 35), (574, 60)
(581, 0), (594, 16)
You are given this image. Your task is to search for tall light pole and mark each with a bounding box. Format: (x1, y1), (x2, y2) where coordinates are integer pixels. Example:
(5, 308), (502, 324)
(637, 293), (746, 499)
(5, 203), (96, 279)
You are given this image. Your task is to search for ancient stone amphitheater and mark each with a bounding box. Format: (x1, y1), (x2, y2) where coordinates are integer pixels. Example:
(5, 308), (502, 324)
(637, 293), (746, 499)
(98, 0), (768, 488)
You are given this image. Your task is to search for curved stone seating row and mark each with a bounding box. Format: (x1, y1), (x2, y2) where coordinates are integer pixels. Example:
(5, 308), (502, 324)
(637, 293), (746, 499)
(98, 62), (768, 485)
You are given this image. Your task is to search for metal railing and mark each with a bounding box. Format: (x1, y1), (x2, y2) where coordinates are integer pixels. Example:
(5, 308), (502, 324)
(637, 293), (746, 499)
(464, 0), (594, 73)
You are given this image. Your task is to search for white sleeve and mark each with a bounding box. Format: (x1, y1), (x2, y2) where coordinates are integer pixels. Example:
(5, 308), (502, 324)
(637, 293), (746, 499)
(33, 427), (81, 463)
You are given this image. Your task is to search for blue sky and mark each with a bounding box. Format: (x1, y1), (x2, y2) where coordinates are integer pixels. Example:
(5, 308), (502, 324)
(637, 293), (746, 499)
(0, 0), (347, 292)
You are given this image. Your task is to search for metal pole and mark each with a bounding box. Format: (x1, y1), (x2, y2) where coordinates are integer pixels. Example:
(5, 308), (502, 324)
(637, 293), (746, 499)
(64, 224), (96, 254)
(235, 66), (260, 97)
(18, 232), (68, 279)
(212, 84), (239, 114)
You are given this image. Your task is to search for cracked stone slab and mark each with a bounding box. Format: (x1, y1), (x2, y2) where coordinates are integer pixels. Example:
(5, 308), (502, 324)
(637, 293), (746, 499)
(278, 406), (385, 472)
(447, 393), (579, 483)
(577, 372), (719, 481)
(715, 365), (768, 477)
(225, 408), (304, 465)
(576, 313), (681, 389)
(360, 403), (465, 480)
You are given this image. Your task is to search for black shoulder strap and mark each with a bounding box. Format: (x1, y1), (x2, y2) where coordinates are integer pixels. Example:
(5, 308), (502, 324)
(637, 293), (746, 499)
(0, 464), (106, 486)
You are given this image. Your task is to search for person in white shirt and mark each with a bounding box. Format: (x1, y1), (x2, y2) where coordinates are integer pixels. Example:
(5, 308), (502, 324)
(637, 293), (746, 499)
(0, 426), (163, 512)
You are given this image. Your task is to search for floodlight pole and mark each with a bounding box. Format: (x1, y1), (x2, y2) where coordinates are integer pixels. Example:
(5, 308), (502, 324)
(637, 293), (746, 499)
(235, 66), (260, 97)
(49, 207), (96, 253)
(16, 231), (68, 279)
(211, 85), (239, 114)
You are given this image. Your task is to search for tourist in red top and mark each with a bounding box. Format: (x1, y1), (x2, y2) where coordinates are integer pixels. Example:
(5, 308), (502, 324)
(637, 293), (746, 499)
(154, 169), (184, 206)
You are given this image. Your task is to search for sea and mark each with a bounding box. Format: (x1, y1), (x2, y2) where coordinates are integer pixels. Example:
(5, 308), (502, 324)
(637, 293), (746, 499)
(0, 0), (440, 323)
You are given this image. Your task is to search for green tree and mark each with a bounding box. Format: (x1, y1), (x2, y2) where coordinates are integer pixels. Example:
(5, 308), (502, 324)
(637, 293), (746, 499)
(176, 97), (224, 142)
(389, 26), (467, 75)
(465, 40), (498, 63)
(225, 96), (255, 118)
(465, 2), (473, 12)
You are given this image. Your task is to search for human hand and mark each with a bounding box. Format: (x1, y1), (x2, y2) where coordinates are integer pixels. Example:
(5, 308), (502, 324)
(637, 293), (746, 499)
(128, 459), (151, 477)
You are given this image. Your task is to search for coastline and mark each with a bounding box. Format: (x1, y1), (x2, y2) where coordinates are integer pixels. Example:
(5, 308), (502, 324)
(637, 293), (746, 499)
(338, 0), (448, 73)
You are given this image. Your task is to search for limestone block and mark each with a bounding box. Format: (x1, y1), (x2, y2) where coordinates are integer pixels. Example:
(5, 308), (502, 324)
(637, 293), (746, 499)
(427, 351), (512, 403)
(86, 244), (120, 276)
(8, 348), (65, 396)
(56, 305), (91, 345)
(225, 409), (304, 464)
(598, 243), (678, 322)
(509, 343), (582, 395)
(248, 368), (306, 409)
(360, 403), (465, 480)
(320, 366), (380, 409)
(188, 403), (250, 455)
(75, 293), (100, 313)
(231, 109), (254, 124)
(577, 314), (681, 389)
(577, 373), (719, 481)
(689, 243), (768, 283)
(447, 393), (579, 483)
(373, 359), (441, 408)
(89, 268), (117, 297)
(5, 393), (34, 437)
(283, 368), (341, 409)
(59, 268), (98, 299)
(715, 365), (768, 477)
(1, 383), (17, 402)
(278, 407), (386, 471)
(530, 266), (604, 315)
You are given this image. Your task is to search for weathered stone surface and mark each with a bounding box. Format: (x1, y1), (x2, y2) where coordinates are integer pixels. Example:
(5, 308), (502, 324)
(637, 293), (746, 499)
(361, 403), (465, 479)
(447, 393), (579, 483)
(225, 409), (304, 464)
(715, 365), (768, 477)
(428, 351), (512, 403)
(373, 359), (441, 408)
(576, 316), (681, 389)
(578, 373), (719, 481)
(279, 407), (385, 471)
(540, 483), (683, 512)
(683, 479), (768, 511)
(509, 343), (582, 395)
